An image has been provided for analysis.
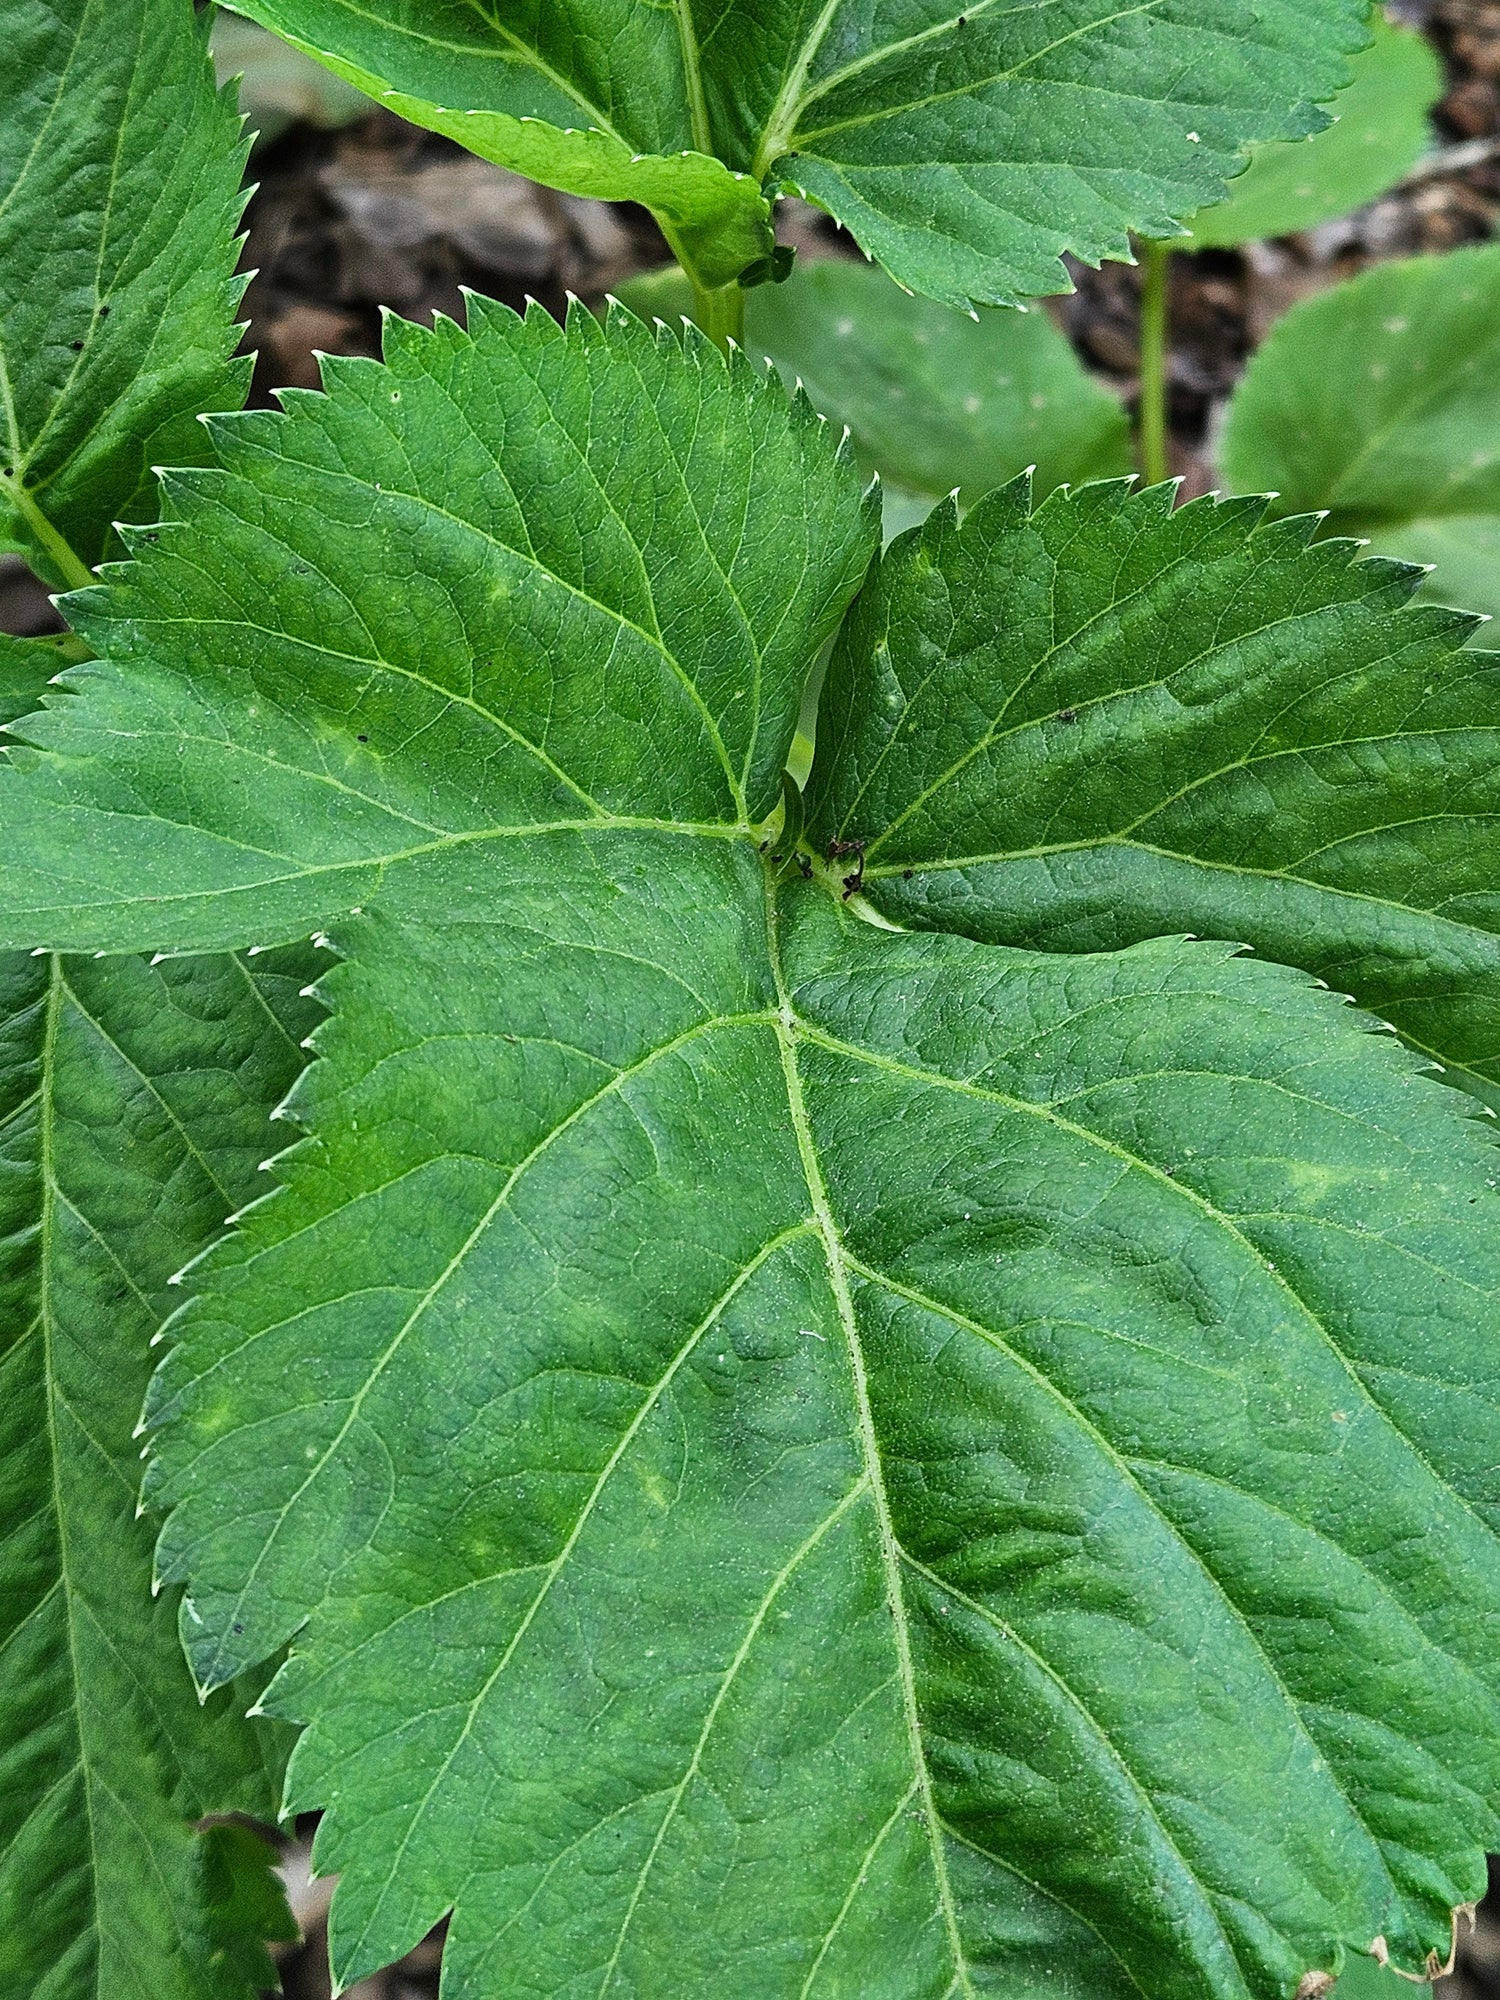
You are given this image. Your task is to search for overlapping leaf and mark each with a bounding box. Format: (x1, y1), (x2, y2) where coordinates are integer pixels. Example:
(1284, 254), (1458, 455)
(1222, 242), (1500, 624)
(221, 0), (1371, 307)
(0, 0), (252, 587)
(807, 476), (1500, 1106)
(1181, 11), (1440, 250)
(0, 943), (314, 1999)
(1, 305), (1500, 1998)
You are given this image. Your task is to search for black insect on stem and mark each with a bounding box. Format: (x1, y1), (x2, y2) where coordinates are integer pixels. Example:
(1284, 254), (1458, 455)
(828, 836), (866, 898)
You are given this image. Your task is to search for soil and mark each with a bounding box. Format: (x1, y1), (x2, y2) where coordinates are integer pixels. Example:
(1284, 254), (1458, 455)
(3, 5), (1499, 1993)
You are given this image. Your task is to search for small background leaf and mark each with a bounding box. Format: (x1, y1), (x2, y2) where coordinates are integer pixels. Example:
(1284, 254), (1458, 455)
(1221, 241), (1500, 623)
(1182, 11), (1441, 249)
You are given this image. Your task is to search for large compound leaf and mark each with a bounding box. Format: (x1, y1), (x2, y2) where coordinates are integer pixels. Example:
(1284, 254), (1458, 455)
(0, 942), (315, 1998)
(806, 477), (1500, 1108)
(0, 305), (1499, 1997)
(0, 0), (252, 590)
(620, 259), (1131, 537)
(1221, 244), (1500, 624)
(1181, 10), (1440, 250)
(222, 0), (1371, 307)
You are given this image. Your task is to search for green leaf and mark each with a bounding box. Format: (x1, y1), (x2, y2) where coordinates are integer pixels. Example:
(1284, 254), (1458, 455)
(0, 635), (82, 735)
(807, 476), (1500, 1107)
(218, 0), (776, 291)
(0, 0), (252, 590)
(0, 944), (315, 1999)
(1221, 243), (1500, 624)
(1181, 10), (1441, 249)
(0, 303), (1498, 1997)
(0, 302), (878, 954)
(619, 259), (1131, 535)
(222, 0), (1372, 308)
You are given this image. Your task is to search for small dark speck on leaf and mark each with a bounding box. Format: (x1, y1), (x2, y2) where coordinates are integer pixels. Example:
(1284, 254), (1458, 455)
(69, 339), (84, 351)
(1057, 708), (1078, 724)
(98, 304), (110, 316)
(232, 1621), (244, 1634)
(903, 868), (914, 880)
(1163, 1165), (1176, 1176)
(357, 733), (369, 743)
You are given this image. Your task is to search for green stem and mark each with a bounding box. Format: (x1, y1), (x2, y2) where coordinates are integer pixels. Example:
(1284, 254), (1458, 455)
(690, 278), (746, 352)
(1137, 238), (1172, 489)
(0, 471), (92, 592)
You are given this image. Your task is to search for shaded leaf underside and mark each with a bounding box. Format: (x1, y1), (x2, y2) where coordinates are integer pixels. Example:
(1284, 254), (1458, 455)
(0, 944), (314, 1999)
(0, 307), (1498, 1998)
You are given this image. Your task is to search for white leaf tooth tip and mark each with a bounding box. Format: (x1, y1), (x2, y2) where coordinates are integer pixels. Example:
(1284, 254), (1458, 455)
(313, 933), (334, 949)
(299, 984), (319, 998)
(151, 1577), (162, 1598)
(131, 1416), (147, 1438)
(92, 950), (106, 959)
(299, 1036), (317, 1050)
(29, 947), (46, 958)
(259, 1158), (276, 1172)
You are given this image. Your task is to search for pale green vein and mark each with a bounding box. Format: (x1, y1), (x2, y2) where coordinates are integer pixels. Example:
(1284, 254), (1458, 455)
(596, 1474), (871, 1995)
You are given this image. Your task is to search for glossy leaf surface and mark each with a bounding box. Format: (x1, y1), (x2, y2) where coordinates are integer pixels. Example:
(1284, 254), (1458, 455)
(1182, 11), (1440, 249)
(620, 259), (1130, 535)
(0, 307), (1498, 1999)
(221, 0), (1370, 306)
(0, 944), (314, 1999)
(809, 476), (1500, 1107)
(0, 0), (251, 586)
(1222, 243), (1500, 624)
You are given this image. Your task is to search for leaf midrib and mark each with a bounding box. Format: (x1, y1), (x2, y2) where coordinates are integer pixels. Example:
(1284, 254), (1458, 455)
(765, 873), (976, 1997)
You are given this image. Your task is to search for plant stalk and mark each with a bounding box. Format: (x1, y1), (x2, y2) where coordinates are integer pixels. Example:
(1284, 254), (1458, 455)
(1137, 238), (1172, 489)
(690, 278), (746, 352)
(0, 471), (92, 592)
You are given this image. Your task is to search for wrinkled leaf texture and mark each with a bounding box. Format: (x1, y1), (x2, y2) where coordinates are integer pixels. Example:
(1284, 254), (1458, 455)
(220, 0), (1371, 307)
(810, 476), (1500, 1110)
(3, 303), (1500, 1999)
(0, 0), (251, 585)
(0, 927), (314, 1998)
